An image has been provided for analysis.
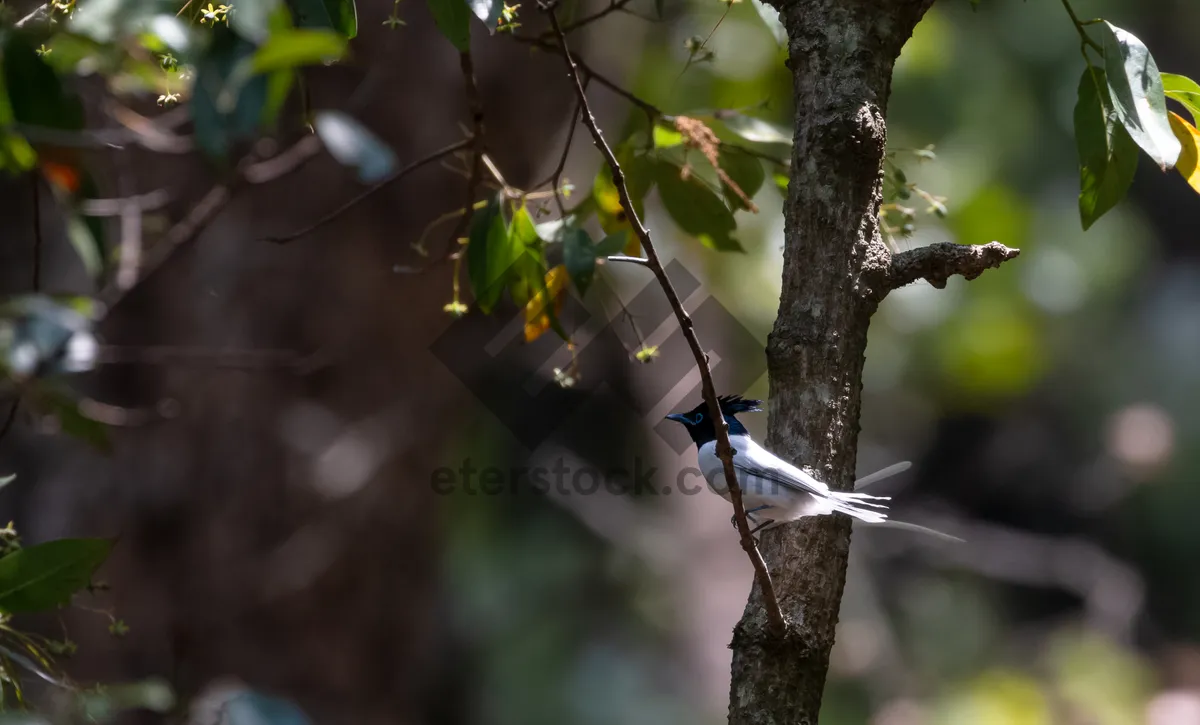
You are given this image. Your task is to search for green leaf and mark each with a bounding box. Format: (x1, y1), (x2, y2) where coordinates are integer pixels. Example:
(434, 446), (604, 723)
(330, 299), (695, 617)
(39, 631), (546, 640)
(0, 538), (113, 613)
(313, 111), (397, 183)
(563, 227), (598, 295)
(2, 32), (84, 131)
(505, 206), (542, 306)
(262, 70), (295, 128)
(324, 0), (358, 38)
(652, 125), (683, 148)
(467, 195), (520, 313)
(427, 0), (471, 50)
(1074, 67), (1138, 231)
(467, 0), (502, 32)
(718, 147), (764, 211)
(509, 204), (539, 247)
(750, 0), (786, 47)
(191, 28), (268, 159)
(1097, 21), (1180, 170)
(0, 67), (36, 172)
(291, 0), (358, 38)
(1162, 73), (1200, 126)
(715, 111), (791, 145)
(772, 170), (788, 193)
(654, 161), (741, 251)
(250, 29), (345, 73)
(1162, 73), (1200, 95)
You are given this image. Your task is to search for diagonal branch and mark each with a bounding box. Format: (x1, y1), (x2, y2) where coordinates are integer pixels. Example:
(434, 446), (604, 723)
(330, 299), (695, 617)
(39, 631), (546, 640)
(546, 0), (639, 35)
(262, 139), (471, 245)
(884, 241), (1020, 292)
(512, 35), (664, 120)
(542, 2), (786, 636)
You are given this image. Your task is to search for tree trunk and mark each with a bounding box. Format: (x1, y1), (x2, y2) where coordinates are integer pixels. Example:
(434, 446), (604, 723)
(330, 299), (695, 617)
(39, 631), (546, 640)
(728, 1), (936, 723)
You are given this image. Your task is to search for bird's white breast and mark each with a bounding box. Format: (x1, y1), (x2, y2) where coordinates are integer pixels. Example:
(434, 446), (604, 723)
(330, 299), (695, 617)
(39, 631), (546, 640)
(696, 440), (728, 498)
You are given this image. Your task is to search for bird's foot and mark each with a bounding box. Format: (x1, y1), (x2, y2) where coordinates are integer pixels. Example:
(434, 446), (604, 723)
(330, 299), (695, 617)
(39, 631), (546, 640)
(730, 505), (774, 534)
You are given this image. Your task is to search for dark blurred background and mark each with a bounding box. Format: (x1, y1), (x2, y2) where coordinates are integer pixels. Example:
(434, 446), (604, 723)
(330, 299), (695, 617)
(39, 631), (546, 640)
(3, 0), (1200, 723)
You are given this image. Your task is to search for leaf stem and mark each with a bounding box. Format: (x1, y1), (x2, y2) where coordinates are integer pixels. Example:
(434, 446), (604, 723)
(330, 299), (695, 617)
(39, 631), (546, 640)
(1060, 0), (1103, 53)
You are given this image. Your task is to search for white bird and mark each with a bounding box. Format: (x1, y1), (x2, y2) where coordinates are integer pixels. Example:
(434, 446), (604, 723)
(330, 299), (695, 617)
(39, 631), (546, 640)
(667, 395), (959, 541)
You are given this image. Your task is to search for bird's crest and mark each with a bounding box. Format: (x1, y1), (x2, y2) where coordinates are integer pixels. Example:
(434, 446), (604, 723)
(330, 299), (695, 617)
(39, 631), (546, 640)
(717, 395), (762, 415)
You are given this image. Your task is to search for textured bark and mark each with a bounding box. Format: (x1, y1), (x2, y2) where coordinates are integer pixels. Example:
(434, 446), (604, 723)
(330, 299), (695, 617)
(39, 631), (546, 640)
(728, 1), (936, 723)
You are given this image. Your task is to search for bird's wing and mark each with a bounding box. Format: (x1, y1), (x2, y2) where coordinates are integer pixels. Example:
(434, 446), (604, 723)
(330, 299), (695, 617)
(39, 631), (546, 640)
(730, 440), (833, 498)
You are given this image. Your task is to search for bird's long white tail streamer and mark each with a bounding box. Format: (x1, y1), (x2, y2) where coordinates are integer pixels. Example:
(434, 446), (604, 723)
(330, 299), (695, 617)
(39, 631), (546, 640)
(854, 461), (912, 489)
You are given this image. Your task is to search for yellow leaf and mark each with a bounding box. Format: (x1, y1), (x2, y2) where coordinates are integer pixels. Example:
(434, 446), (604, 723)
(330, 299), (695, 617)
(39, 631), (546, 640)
(594, 165), (630, 235)
(1168, 111), (1200, 193)
(523, 265), (570, 343)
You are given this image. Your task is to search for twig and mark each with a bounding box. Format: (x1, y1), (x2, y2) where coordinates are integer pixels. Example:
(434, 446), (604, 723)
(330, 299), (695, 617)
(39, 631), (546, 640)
(0, 401), (18, 449)
(550, 0), (639, 35)
(263, 138), (471, 244)
(674, 0), (732, 86)
(604, 254), (649, 267)
(442, 51), (488, 255)
(115, 201), (143, 292)
(1060, 0), (1104, 54)
(244, 135), (323, 184)
(100, 183), (232, 309)
(534, 80), (588, 217)
(80, 190), (171, 217)
(513, 34), (786, 168)
(543, 3), (786, 635)
(884, 241), (1020, 292)
(512, 36), (664, 120)
(17, 114), (192, 154)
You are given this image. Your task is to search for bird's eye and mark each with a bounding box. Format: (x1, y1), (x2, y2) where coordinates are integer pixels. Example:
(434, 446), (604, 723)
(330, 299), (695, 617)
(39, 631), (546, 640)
(689, 413), (704, 424)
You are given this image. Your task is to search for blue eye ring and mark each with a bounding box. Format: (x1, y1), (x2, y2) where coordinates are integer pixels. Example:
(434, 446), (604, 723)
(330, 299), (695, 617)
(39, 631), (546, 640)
(688, 413), (705, 425)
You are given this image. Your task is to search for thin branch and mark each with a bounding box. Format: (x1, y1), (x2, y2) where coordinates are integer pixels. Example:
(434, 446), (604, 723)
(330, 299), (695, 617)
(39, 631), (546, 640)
(244, 135), (323, 184)
(80, 190), (171, 217)
(17, 113), (192, 154)
(550, 0), (639, 35)
(262, 138), (472, 245)
(673, 0), (732, 86)
(441, 51), (488, 256)
(535, 78), (588, 217)
(113, 151), (143, 293)
(99, 183), (232, 309)
(512, 35), (664, 120)
(884, 241), (1020, 292)
(0, 402), (17, 448)
(1060, 0), (1104, 53)
(513, 34), (788, 170)
(542, 3), (786, 636)
(604, 254), (650, 267)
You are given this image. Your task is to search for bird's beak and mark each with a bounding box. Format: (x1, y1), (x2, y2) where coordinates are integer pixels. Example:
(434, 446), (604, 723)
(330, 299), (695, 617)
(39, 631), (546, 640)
(665, 413), (686, 424)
